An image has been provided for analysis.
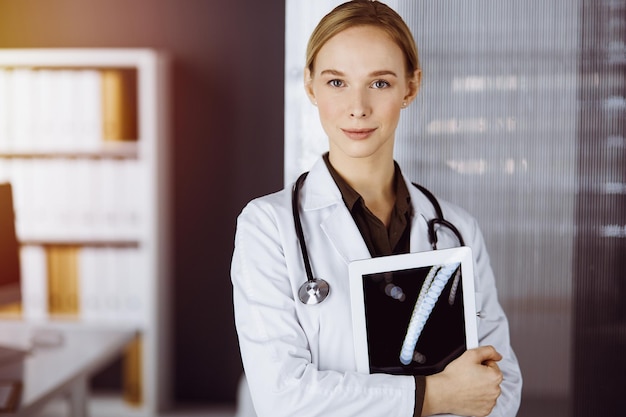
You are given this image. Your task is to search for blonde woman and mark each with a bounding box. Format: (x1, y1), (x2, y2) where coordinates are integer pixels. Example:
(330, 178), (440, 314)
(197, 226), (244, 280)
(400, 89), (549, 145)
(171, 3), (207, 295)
(231, 1), (522, 416)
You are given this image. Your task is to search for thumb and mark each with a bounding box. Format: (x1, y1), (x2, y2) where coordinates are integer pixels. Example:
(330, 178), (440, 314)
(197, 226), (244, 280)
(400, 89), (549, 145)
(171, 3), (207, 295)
(471, 345), (503, 364)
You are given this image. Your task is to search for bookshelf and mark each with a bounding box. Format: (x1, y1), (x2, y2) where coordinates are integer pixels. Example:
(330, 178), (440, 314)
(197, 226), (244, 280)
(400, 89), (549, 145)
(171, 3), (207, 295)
(0, 49), (170, 415)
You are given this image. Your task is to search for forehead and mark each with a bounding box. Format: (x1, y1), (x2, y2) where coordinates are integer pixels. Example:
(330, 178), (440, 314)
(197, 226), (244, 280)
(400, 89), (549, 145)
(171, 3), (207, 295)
(314, 25), (406, 76)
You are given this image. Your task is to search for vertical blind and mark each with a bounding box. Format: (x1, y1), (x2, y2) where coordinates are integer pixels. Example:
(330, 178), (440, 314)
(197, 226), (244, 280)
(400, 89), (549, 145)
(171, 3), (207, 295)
(574, 1), (626, 415)
(284, 0), (625, 413)
(394, 0), (578, 402)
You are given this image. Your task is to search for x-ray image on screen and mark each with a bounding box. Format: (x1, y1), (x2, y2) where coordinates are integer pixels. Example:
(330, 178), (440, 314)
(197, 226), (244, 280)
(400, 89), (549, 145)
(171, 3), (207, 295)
(362, 263), (466, 376)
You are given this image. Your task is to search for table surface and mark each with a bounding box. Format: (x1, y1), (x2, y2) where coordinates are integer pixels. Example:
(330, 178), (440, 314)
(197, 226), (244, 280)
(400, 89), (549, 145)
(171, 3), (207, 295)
(0, 320), (137, 414)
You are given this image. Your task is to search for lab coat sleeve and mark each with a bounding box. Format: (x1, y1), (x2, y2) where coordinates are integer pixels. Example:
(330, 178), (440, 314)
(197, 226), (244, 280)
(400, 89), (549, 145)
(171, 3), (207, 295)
(231, 198), (417, 417)
(465, 215), (523, 417)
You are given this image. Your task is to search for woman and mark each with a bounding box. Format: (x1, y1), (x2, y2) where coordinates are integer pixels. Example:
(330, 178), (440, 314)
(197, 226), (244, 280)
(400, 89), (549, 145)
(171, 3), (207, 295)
(231, 1), (522, 416)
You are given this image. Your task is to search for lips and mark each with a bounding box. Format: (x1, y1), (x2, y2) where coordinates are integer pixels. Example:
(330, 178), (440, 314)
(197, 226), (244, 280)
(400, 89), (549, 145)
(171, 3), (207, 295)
(341, 128), (376, 140)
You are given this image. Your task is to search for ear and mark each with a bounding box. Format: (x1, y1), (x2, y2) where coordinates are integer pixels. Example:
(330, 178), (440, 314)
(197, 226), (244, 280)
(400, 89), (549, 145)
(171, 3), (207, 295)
(304, 68), (317, 105)
(402, 69), (422, 106)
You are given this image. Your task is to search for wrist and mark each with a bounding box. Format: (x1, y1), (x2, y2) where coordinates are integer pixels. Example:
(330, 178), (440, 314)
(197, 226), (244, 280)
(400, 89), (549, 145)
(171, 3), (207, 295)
(422, 373), (448, 416)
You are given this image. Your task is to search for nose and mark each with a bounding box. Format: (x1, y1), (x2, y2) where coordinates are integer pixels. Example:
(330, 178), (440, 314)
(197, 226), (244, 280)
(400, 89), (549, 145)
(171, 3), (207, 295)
(349, 89), (370, 118)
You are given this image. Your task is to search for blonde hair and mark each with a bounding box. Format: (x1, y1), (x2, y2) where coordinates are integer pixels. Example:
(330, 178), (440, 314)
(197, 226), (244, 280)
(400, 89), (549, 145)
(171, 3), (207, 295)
(306, 0), (420, 76)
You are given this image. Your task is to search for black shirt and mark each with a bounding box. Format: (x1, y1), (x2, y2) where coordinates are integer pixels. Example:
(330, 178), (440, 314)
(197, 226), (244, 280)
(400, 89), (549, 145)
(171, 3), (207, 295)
(322, 153), (426, 416)
(323, 153), (412, 257)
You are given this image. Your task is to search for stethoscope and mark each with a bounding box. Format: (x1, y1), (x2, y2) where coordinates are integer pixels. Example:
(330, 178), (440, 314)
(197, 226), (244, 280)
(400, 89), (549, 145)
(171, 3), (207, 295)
(292, 171), (465, 305)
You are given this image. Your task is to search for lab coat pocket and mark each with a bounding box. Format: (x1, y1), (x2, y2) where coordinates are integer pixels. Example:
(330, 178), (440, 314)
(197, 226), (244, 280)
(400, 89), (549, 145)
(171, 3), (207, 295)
(474, 291), (484, 319)
(473, 290), (501, 347)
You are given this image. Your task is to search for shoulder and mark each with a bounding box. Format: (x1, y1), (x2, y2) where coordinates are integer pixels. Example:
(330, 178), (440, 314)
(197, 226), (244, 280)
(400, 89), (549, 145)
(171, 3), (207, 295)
(406, 179), (477, 225)
(431, 193), (482, 237)
(436, 196), (478, 227)
(404, 177), (483, 244)
(236, 157), (335, 228)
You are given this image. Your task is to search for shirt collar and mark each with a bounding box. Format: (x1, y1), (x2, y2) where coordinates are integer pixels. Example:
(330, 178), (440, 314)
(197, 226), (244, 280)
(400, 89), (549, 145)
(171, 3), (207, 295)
(322, 152), (412, 215)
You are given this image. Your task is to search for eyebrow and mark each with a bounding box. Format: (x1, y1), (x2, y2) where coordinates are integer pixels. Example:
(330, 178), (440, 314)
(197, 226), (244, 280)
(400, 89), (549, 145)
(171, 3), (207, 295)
(319, 69), (398, 78)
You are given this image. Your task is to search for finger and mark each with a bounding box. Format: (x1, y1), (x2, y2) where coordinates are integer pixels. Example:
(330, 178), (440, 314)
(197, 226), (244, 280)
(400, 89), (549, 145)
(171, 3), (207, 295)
(482, 359), (498, 369)
(473, 345), (503, 363)
(483, 360), (504, 385)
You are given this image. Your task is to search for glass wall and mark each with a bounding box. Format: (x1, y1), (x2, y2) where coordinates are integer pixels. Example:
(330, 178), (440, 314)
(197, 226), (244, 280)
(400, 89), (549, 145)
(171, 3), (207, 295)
(284, 1), (625, 414)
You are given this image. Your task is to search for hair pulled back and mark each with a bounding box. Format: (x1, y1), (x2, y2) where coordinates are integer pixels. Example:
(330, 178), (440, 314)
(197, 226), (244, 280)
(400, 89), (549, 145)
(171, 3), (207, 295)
(306, 0), (420, 76)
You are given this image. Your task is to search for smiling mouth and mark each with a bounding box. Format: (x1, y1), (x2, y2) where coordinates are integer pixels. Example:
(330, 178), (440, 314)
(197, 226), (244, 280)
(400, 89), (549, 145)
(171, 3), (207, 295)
(342, 128), (376, 140)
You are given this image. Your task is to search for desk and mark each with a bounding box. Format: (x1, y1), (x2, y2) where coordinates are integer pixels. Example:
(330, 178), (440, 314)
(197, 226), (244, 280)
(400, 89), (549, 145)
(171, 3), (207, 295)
(0, 321), (137, 417)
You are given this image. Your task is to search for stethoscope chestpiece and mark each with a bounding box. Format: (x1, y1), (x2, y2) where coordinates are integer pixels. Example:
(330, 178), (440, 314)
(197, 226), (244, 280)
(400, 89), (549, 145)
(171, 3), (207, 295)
(298, 278), (330, 305)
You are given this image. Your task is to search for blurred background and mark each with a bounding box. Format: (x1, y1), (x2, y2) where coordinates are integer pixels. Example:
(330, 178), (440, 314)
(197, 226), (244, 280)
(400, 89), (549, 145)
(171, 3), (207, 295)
(0, 0), (283, 413)
(0, 0), (624, 416)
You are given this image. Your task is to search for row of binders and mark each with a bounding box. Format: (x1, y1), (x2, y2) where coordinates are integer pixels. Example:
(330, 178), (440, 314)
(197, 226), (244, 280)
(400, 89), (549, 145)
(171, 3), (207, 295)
(0, 67), (138, 152)
(0, 158), (145, 241)
(20, 245), (147, 324)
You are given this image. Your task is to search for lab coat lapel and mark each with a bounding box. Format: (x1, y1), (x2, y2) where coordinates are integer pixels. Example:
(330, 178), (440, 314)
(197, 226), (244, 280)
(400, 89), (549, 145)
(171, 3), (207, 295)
(301, 159), (371, 264)
(320, 208), (371, 264)
(406, 177), (439, 253)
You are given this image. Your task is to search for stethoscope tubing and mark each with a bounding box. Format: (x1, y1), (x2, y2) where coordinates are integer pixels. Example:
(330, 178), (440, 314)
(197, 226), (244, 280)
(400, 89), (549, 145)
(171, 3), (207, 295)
(292, 172), (465, 305)
(292, 173), (315, 282)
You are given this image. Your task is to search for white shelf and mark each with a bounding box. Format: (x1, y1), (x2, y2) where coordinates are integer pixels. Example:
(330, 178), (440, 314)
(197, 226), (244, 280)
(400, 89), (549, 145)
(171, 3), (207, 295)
(0, 48), (171, 414)
(0, 141), (140, 159)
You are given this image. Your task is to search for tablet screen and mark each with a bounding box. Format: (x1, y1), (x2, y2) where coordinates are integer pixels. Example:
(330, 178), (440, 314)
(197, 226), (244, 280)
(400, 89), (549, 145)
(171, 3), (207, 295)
(362, 262), (467, 376)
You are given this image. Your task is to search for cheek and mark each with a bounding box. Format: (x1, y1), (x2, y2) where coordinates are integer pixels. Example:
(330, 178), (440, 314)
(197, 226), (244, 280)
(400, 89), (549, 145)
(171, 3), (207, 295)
(316, 99), (341, 123)
(380, 102), (402, 125)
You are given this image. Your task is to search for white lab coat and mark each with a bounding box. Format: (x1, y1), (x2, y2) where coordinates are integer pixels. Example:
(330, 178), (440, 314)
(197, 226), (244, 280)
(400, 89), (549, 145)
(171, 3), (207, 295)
(231, 157), (522, 417)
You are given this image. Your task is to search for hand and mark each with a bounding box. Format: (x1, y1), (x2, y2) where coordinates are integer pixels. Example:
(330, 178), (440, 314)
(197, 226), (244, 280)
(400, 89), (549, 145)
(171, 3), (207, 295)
(422, 346), (504, 417)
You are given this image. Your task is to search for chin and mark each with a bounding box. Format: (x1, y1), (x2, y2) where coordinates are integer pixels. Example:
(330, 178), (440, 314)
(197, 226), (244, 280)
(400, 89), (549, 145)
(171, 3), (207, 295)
(330, 140), (392, 160)
(331, 146), (387, 161)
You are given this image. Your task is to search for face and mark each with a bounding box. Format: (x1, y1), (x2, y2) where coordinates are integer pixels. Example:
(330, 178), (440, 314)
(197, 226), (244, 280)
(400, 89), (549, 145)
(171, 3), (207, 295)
(305, 25), (419, 165)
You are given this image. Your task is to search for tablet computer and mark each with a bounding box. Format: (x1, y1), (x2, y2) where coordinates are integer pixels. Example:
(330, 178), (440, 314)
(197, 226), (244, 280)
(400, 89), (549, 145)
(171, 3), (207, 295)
(349, 246), (478, 376)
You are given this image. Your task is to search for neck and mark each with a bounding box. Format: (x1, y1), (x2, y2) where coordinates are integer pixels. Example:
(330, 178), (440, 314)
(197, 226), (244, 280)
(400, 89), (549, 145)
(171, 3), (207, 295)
(328, 151), (397, 225)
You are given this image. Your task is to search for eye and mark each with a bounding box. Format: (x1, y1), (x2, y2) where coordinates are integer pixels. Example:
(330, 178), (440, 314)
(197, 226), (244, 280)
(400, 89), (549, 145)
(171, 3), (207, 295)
(328, 79), (344, 88)
(372, 80), (390, 89)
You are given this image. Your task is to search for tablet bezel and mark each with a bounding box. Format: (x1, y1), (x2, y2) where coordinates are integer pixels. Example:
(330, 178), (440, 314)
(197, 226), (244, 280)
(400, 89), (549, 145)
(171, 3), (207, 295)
(349, 246), (478, 374)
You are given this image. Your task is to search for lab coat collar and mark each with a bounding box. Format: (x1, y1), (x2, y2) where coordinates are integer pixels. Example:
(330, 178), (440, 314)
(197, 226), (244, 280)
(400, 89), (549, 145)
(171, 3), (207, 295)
(299, 158), (343, 211)
(298, 157), (438, 260)
(405, 176), (440, 253)
(300, 158), (371, 263)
